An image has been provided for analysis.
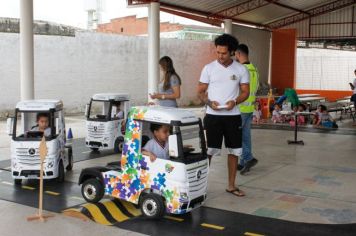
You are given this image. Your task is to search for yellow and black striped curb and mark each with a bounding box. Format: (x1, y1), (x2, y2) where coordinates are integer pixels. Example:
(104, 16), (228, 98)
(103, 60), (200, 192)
(62, 199), (141, 226)
(62, 199), (264, 235)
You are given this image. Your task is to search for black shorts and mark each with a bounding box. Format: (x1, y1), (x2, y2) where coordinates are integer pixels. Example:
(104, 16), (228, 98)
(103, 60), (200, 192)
(204, 114), (242, 153)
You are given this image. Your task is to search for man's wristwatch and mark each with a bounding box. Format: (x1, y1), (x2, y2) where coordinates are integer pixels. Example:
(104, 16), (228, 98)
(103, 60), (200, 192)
(206, 100), (212, 107)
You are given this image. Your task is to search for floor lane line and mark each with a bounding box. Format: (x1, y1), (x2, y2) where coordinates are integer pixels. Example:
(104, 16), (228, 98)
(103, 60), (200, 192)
(245, 232), (265, 236)
(164, 216), (184, 222)
(45, 191), (61, 196)
(22, 185), (35, 190)
(201, 223), (225, 230)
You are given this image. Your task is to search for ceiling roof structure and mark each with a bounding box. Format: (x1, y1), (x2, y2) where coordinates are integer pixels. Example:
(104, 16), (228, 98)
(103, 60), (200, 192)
(127, 0), (356, 29)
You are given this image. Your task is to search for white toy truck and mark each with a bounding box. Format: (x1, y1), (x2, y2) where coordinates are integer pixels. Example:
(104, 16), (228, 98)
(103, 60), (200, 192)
(6, 100), (73, 185)
(79, 106), (209, 219)
(85, 93), (129, 153)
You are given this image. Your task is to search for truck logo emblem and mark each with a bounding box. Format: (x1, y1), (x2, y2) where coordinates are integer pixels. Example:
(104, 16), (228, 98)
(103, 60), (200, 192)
(165, 164), (174, 173)
(28, 148), (36, 156)
(94, 126), (97, 132)
(197, 170), (202, 180)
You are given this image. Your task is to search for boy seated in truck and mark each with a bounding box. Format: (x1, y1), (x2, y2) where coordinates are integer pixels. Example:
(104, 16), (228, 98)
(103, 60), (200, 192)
(30, 113), (51, 137)
(112, 102), (124, 119)
(142, 123), (170, 162)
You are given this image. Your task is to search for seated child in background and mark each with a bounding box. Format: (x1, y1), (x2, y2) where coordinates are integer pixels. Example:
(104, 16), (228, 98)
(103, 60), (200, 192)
(312, 105), (322, 125)
(316, 105), (338, 128)
(253, 102), (262, 124)
(271, 104), (284, 123)
(30, 113), (51, 137)
(142, 123), (170, 162)
(290, 104), (306, 127)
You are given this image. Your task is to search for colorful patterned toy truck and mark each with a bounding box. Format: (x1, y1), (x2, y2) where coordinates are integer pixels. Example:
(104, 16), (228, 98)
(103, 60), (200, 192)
(79, 106), (209, 218)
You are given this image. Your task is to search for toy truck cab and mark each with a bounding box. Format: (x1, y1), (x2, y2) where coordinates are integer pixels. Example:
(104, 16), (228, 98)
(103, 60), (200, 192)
(85, 93), (129, 153)
(79, 106), (209, 218)
(6, 100), (73, 185)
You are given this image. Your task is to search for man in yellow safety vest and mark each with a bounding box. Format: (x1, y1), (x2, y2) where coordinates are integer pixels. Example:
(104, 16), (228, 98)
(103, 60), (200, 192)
(235, 44), (259, 175)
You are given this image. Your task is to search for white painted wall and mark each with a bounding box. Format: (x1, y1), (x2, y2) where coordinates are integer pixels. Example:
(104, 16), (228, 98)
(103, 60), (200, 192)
(296, 48), (356, 90)
(0, 28), (271, 117)
(0, 32), (216, 117)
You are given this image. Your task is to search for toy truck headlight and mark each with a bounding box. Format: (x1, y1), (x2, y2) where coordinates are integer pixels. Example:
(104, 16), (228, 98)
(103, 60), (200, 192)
(47, 160), (55, 169)
(180, 192), (189, 201)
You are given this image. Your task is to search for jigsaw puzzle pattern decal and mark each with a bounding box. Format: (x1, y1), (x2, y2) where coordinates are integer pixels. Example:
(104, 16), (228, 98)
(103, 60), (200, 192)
(103, 107), (185, 213)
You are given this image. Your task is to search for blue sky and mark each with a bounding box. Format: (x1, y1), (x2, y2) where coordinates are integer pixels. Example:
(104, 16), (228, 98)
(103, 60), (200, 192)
(0, 0), (209, 28)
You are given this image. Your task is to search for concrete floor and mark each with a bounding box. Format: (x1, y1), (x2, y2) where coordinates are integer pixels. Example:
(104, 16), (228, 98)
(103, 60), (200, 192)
(1, 111), (356, 235)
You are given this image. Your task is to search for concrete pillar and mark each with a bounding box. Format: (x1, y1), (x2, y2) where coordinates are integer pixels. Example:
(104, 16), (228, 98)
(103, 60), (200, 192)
(20, 0), (34, 101)
(224, 19), (232, 34)
(147, 2), (160, 102)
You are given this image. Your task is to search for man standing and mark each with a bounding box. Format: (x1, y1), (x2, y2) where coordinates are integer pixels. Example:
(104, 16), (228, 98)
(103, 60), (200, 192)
(197, 34), (250, 197)
(235, 44), (259, 175)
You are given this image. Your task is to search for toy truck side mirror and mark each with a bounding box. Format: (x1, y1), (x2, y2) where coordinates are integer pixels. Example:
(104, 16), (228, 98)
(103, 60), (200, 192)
(168, 134), (179, 158)
(85, 104), (89, 117)
(6, 117), (14, 136)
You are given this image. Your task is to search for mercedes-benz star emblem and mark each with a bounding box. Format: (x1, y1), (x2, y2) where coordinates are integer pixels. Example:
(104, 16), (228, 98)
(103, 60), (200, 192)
(197, 170), (202, 180)
(28, 148), (36, 156)
(94, 126), (97, 132)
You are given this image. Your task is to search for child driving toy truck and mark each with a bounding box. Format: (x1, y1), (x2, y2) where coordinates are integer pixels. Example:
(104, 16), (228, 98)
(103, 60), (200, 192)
(79, 106), (209, 218)
(7, 100), (73, 185)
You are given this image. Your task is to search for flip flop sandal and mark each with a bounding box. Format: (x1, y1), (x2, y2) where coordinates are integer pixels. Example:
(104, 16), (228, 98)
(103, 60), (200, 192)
(226, 188), (245, 197)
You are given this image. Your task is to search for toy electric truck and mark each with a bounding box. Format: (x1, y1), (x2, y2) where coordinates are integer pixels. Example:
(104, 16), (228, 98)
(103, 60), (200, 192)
(79, 106), (209, 218)
(6, 100), (73, 185)
(85, 93), (130, 153)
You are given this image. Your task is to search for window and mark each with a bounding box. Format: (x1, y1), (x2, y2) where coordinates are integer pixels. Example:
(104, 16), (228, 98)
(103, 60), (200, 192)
(89, 100), (110, 120)
(179, 125), (203, 157)
(14, 111), (54, 140)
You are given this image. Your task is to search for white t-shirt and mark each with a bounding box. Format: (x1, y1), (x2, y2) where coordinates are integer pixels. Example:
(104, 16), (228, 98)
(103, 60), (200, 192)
(143, 138), (169, 160)
(199, 60), (250, 116)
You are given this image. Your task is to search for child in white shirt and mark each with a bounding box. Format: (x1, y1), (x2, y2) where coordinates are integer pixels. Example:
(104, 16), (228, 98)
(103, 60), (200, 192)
(142, 124), (170, 162)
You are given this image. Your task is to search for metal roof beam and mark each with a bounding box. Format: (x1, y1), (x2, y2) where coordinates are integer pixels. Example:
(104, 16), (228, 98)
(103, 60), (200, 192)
(267, 0), (356, 29)
(265, 0), (310, 15)
(127, 0), (269, 29)
(159, 7), (222, 27)
(209, 0), (278, 19)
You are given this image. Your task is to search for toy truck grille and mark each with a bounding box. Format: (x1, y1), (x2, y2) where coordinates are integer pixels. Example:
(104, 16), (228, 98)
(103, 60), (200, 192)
(15, 148), (46, 165)
(87, 125), (105, 139)
(187, 163), (208, 196)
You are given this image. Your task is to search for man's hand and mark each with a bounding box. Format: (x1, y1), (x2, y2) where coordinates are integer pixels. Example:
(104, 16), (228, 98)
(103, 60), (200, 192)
(150, 93), (158, 99)
(209, 101), (220, 110)
(225, 100), (236, 111)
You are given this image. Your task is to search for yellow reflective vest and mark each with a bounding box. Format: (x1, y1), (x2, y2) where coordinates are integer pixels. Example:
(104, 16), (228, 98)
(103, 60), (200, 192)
(240, 63), (259, 113)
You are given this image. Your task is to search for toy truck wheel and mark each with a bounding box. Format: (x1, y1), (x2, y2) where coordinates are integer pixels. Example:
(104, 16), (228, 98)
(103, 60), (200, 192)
(14, 179), (22, 185)
(66, 147), (73, 171)
(140, 193), (165, 219)
(56, 160), (65, 183)
(114, 137), (124, 154)
(81, 178), (104, 203)
(90, 147), (99, 152)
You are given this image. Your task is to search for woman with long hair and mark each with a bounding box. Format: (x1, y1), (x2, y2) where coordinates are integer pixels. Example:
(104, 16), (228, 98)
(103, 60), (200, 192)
(150, 56), (182, 107)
